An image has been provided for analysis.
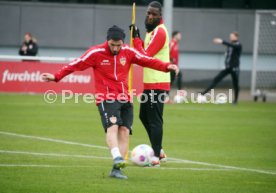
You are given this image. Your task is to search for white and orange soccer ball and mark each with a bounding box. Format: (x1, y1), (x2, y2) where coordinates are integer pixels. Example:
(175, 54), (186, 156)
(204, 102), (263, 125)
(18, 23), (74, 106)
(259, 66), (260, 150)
(173, 94), (185, 104)
(197, 94), (207, 103)
(215, 95), (227, 104)
(131, 144), (154, 166)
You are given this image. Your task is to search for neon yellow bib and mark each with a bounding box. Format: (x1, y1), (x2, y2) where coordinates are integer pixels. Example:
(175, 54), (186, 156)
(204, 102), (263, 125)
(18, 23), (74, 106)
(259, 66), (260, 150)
(143, 24), (170, 84)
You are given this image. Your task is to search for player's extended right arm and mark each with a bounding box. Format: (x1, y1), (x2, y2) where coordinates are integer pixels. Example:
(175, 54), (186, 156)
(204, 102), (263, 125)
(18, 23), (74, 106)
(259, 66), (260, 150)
(42, 47), (96, 82)
(42, 59), (91, 82)
(213, 38), (240, 48)
(42, 73), (55, 82)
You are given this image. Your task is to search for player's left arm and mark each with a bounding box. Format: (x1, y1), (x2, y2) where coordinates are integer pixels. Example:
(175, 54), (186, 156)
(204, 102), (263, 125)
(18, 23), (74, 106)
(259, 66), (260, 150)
(133, 27), (166, 57)
(129, 48), (178, 74)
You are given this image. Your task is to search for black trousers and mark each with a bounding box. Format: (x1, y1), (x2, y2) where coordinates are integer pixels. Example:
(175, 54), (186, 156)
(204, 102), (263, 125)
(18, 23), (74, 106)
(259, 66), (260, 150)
(139, 90), (167, 157)
(202, 67), (240, 103)
(170, 71), (182, 90)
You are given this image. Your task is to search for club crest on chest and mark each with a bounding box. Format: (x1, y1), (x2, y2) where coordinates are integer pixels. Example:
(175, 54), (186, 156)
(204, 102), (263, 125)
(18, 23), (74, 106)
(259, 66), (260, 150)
(120, 57), (126, 66)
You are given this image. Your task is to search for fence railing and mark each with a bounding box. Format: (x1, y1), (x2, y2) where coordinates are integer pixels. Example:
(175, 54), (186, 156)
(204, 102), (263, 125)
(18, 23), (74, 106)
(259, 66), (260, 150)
(0, 55), (75, 62)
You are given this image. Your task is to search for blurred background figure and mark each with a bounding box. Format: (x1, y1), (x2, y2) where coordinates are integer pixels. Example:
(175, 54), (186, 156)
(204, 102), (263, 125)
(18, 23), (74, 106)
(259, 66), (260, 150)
(200, 32), (242, 104)
(170, 31), (182, 91)
(19, 32), (38, 56)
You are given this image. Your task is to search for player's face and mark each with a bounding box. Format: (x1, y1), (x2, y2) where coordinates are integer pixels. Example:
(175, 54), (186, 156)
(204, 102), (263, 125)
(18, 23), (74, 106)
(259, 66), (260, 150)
(229, 33), (238, 42)
(24, 34), (31, 43)
(108, 39), (123, 55)
(145, 6), (161, 25)
(176, 33), (182, 42)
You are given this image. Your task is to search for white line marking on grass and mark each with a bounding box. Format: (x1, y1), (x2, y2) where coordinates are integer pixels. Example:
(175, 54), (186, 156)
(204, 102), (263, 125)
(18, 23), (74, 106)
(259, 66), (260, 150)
(0, 102), (84, 107)
(0, 164), (109, 168)
(168, 158), (276, 175)
(1, 131), (275, 176)
(1, 150), (229, 171)
(0, 163), (232, 172)
(2, 102), (276, 113)
(0, 164), (65, 168)
(0, 151), (229, 172)
(0, 150), (110, 160)
(166, 106), (276, 113)
(144, 167), (232, 171)
(0, 131), (108, 150)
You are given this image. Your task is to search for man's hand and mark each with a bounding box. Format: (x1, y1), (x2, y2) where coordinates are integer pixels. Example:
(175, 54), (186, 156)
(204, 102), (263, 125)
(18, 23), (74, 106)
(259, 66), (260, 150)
(213, 38), (223, 44)
(167, 64), (179, 75)
(42, 73), (55, 82)
(129, 24), (140, 38)
(22, 45), (27, 52)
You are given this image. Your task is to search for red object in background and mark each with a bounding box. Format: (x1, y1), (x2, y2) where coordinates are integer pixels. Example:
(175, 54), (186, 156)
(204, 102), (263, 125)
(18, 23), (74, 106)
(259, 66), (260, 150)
(0, 61), (143, 94)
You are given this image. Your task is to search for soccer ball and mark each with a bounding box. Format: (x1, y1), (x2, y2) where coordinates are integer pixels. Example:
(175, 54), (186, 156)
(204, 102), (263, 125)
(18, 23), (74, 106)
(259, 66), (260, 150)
(197, 94), (207, 103)
(173, 94), (185, 104)
(131, 144), (154, 166)
(215, 95), (227, 104)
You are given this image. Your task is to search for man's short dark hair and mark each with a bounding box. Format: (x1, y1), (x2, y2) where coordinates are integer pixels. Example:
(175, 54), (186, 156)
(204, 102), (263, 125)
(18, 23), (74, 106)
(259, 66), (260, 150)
(148, 1), (162, 14)
(107, 25), (125, 41)
(172, 31), (180, 38)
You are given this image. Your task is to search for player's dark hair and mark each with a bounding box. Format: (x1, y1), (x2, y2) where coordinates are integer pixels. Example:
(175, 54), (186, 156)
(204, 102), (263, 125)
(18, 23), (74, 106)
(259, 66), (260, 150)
(148, 1), (162, 14)
(172, 31), (180, 37)
(107, 25), (125, 41)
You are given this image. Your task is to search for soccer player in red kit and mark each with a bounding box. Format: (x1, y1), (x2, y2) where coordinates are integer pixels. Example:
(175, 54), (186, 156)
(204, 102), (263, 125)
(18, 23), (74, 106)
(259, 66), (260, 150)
(170, 31), (182, 90)
(42, 25), (178, 179)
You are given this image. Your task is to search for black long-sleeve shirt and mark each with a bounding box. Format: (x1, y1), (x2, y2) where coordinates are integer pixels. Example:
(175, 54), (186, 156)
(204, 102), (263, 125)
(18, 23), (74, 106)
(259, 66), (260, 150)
(222, 40), (242, 68)
(19, 40), (38, 56)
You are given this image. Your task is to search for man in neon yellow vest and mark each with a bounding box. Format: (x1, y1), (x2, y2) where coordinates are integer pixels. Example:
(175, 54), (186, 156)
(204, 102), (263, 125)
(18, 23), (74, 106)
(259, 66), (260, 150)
(131, 1), (171, 167)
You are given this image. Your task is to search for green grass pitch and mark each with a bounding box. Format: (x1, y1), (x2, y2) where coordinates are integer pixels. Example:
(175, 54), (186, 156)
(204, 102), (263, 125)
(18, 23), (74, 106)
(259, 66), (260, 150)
(0, 93), (275, 193)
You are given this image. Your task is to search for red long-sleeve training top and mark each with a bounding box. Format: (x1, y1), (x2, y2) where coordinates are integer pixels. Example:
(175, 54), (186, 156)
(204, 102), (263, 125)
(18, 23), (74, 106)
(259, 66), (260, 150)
(54, 41), (170, 104)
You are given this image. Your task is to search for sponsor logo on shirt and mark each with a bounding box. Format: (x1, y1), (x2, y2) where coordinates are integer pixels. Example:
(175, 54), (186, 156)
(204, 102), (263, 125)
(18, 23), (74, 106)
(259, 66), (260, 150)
(101, 59), (111, 65)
